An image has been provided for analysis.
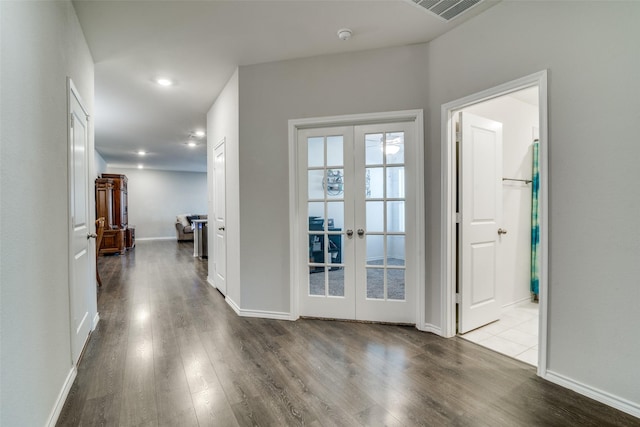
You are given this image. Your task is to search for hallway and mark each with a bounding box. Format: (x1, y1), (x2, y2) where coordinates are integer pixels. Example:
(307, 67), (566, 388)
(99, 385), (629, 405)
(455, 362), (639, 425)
(57, 241), (639, 426)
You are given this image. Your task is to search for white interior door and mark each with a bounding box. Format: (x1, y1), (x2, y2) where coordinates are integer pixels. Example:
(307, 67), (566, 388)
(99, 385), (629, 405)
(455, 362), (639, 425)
(354, 123), (415, 323)
(298, 122), (416, 323)
(69, 81), (92, 364)
(213, 140), (227, 295)
(298, 127), (355, 319)
(458, 111), (503, 333)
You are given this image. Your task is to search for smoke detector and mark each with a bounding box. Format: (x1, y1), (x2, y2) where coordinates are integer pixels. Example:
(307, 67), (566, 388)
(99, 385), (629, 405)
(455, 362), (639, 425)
(337, 28), (352, 41)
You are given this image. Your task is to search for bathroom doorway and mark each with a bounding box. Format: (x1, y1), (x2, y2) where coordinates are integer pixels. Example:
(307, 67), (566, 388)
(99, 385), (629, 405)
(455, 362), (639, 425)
(441, 71), (548, 373)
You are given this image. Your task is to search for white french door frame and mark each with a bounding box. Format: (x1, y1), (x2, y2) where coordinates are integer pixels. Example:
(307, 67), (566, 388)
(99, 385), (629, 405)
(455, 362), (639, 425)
(440, 70), (549, 376)
(288, 110), (425, 328)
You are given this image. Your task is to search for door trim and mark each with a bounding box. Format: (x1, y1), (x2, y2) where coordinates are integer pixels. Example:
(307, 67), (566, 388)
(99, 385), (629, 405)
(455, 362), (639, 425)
(288, 110), (425, 327)
(440, 70), (548, 376)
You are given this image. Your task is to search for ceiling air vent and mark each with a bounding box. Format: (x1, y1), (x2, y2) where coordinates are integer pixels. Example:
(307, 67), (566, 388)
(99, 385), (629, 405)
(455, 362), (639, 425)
(411, 0), (482, 21)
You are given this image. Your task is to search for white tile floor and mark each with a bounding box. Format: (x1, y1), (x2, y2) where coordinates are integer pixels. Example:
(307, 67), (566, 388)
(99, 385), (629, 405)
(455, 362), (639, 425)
(459, 300), (539, 366)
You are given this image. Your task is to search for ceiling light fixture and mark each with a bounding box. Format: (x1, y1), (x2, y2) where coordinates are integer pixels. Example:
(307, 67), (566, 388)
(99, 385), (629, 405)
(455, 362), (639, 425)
(155, 77), (173, 87)
(137, 164), (144, 169)
(194, 130), (205, 138)
(385, 144), (400, 155)
(187, 141), (197, 148)
(337, 28), (352, 41)
(137, 150), (146, 156)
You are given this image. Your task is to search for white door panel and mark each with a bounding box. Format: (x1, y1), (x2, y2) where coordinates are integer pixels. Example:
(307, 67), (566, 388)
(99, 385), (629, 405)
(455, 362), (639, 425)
(214, 140), (227, 295)
(69, 81), (92, 364)
(459, 112), (503, 333)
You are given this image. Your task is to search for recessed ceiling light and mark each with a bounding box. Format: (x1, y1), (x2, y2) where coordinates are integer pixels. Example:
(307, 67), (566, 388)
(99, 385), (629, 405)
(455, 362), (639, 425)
(194, 130), (205, 138)
(155, 77), (173, 87)
(187, 141), (197, 148)
(137, 150), (146, 156)
(137, 164), (144, 169)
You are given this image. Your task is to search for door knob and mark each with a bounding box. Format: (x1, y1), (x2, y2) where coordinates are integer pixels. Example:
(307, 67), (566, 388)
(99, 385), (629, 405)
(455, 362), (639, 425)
(346, 229), (354, 237)
(218, 226), (225, 231)
(498, 228), (508, 235)
(87, 233), (97, 239)
(357, 229), (365, 237)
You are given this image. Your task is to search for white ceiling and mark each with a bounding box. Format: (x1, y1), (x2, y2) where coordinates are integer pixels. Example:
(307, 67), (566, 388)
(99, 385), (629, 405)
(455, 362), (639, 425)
(74, 0), (499, 172)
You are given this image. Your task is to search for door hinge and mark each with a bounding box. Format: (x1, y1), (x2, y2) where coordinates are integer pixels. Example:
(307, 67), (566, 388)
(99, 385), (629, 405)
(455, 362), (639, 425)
(455, 212), (461, 223)
(455, 293), (461, 304)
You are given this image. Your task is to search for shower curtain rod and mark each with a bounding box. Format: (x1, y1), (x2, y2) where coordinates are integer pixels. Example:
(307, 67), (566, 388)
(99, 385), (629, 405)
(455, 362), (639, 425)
(502, 177), (532, 184)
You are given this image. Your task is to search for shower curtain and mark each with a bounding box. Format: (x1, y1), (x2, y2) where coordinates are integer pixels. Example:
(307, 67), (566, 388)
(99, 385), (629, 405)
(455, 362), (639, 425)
(530, 140), (540, 298)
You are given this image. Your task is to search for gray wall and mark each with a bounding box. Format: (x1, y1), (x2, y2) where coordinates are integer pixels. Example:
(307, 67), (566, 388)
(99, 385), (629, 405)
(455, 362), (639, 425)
(95, 149), (108, 177)
(427, 1), (640, 405)
(207, 69), (240, 303)
(237, 44), (429, 312)
(227, 0), (640, 410)
(107, 167), (207, 239)
(0, 1), (95, 425)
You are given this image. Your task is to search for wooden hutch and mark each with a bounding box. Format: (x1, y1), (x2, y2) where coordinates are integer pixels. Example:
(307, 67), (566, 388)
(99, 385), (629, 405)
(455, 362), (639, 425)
(95, 173), (134, 255)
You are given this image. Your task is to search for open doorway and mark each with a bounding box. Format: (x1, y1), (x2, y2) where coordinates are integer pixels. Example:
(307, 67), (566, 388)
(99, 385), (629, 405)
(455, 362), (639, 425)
(441, 71), (548, 374)
(456, 88), (540, 365)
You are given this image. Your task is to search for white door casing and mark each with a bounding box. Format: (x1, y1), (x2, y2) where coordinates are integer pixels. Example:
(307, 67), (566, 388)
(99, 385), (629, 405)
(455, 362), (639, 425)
(295, 115), (422, 324)
(458, 112), (503, 334)
(213, 139), (227, 295)
(68, 79), (93, 365)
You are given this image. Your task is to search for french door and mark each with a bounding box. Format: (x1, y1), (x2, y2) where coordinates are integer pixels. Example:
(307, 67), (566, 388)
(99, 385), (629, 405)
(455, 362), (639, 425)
(297, 122), (416, 323)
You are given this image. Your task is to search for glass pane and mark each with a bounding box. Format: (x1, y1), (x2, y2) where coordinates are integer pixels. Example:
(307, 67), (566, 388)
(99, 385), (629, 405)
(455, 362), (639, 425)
(386, 167), (405, 199)
(309, 266), (326, 296)
(326, 202), (344, 230)
(308, 202), (324, 230)
(366, 268), (384, 299)
(387, 235), (405, 266)
(387, 201), (405, 233)
(366, 235), (384, 265)
(328, 257), (344, 296)
(326, 136), (343, 167)
(365, 133), (383, 165)
(366, 201), (384, 232)
(386, 132), (404, 164)
(327, 234), (343, 265)
(308, 170), (324, 199)
(308, 137), (324, 167)
(366, 167), (383, 199)
(326, 169), (344, 199)
(308, 233), (324, 263)
(387, 269), (405, 300)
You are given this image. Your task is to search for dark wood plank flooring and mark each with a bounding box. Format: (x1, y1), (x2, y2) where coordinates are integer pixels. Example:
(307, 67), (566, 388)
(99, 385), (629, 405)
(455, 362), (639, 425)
(57, 240), (640, 426)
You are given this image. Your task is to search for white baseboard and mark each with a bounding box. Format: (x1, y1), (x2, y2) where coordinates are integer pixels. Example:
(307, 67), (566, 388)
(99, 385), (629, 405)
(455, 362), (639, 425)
(92, 312), (100, 329)
(135, 236), (176, 241)
(46, 366), (77, 427)
(207, 276), (216, 288)
(502, 296), (532, 309)
(544, 370), (640, 419)
(225, 297), (293, 321)
(225, 296), (241, 315)
(419, 323), (443, 336)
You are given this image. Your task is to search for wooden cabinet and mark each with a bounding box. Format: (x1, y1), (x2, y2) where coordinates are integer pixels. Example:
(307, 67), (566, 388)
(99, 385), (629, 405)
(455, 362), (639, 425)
(95, 178), (114, 227)
(96, 173), (129, 255)
(126, 227), (135, 249)
(102, 173), (128, 229)
(101, 229), (126, 255)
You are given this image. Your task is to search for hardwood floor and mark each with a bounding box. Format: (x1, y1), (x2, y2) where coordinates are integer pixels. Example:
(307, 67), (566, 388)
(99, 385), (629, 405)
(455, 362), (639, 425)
(57, 241), (639, 426)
